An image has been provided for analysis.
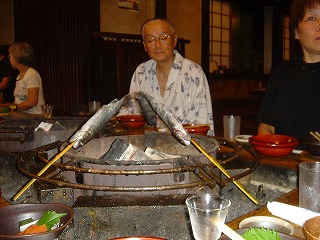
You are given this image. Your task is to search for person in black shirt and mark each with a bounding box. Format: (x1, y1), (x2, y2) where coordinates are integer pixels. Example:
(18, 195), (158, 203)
(256, 0), (320, 140)
(0, 45), (17, 103)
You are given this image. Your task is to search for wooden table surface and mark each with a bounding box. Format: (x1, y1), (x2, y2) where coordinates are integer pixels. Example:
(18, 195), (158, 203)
(0, 192), (10, 208)
(257, 152), (318, 172)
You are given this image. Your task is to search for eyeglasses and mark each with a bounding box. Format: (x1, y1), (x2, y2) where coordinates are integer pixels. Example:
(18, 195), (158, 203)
(143, 33), (174, 46)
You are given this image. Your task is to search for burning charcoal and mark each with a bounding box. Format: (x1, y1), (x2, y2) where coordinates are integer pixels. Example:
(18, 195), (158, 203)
(100, 138), (152, 161)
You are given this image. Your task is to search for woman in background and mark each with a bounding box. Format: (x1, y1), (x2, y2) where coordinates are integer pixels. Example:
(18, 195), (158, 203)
(8, 41), (45, 114)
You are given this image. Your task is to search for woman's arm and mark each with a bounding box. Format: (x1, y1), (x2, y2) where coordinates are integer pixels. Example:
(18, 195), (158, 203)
(258, 122), (275, 135)
(0, 77), (11, 90)
(16, 87), (39, 111)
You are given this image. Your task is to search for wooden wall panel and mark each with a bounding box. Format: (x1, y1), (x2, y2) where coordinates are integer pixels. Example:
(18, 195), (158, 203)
(90, 33), (148, 105)
(13, 0), (99, 113)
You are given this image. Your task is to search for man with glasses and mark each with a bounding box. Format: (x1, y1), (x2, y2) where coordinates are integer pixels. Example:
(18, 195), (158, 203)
(122, 18), (214, 135)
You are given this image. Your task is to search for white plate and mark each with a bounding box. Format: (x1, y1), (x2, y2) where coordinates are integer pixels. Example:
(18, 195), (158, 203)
(239, 216), (294, 235)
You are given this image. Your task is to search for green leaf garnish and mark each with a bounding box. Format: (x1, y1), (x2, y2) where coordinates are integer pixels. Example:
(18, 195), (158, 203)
(242, 227), (283, 240)
(37, 210), (67, 231)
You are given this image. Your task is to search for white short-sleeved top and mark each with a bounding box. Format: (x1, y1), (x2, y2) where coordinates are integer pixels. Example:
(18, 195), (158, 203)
(119, 50), (214, 135)
(14, 67), (45, 114)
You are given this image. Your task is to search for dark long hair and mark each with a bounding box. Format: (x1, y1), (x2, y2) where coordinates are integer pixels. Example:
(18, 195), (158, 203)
(290, 0), (320, 33)
(289, 0), (320, 58)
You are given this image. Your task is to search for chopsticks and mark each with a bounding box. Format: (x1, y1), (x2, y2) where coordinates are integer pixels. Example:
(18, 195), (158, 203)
(310, 131), (320, 142)
(12, 141), (75, 201)
(191, 139), (259, 205)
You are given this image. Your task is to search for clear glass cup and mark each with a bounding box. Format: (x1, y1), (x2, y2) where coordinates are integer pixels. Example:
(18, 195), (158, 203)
(41, 104), (53, 118)
(223, 115), (241, 141)
(186, 194), (231, 240)
(299, 162), (320, 212)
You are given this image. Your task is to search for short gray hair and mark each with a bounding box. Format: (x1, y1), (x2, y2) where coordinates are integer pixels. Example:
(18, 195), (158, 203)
(141, 18), (175, 37)
(9, 41), (34, 66)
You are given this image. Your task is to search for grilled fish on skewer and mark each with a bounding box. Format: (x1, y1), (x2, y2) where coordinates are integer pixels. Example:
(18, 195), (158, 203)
(136, 94), (157, 126)
(134, 91), (191, 146)
(70, 94), (131, 148)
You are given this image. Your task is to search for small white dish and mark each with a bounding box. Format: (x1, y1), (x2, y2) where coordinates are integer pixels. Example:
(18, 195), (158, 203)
(292, 149), (303, 154)
(235, 135), (252, 145)
(239, 216), (294, 235)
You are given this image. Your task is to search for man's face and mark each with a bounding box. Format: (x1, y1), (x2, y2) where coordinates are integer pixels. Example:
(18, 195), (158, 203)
(142, 20), (177, 64)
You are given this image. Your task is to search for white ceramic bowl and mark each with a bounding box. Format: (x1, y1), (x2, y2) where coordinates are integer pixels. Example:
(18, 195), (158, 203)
(239, 216), (294, 235)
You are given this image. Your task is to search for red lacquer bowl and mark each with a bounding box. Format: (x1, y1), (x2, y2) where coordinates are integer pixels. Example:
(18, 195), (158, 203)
(116, 115), (146, 129)
(249, 134), (299, 157)
(183, 124), (210, 135)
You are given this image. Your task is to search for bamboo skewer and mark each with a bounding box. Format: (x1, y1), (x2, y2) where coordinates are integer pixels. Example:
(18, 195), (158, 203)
(310, 131), (320, 142)
(214, 221), (245, 240)
(191, 139), (259, 205)
(12, 141), (76, 201)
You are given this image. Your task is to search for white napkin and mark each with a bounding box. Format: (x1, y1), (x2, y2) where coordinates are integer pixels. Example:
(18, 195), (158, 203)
(35, 122), (53, 131)
(267, 201), (320, 226)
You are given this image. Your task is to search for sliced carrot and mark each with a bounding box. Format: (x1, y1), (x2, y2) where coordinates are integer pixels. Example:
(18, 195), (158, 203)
(18, 224), (47, 235)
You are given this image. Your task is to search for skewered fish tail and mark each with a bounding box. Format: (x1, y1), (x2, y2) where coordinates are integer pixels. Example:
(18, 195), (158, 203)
(136, 94), (157, 126)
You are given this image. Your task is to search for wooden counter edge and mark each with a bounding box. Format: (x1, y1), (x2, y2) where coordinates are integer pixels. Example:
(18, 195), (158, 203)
(0, 195), (11, 207)
(226, 188), (305, 239)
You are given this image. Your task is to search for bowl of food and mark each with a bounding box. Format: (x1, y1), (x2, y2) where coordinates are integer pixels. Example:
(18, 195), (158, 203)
(116, 115), (146, 129)
(239, 216), (294, 235)
(249, 134), (299, 157)
(303, 216), (320, 240)
(300, 136), (320, 156)
(0, 106), (12, 116)
(183, 124), (210, 135)
(0, 203), (73, 239)
(220, 227), (300, 240)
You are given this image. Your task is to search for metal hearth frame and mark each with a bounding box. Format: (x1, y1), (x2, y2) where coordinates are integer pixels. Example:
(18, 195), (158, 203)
(16, 136), (260, 192)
